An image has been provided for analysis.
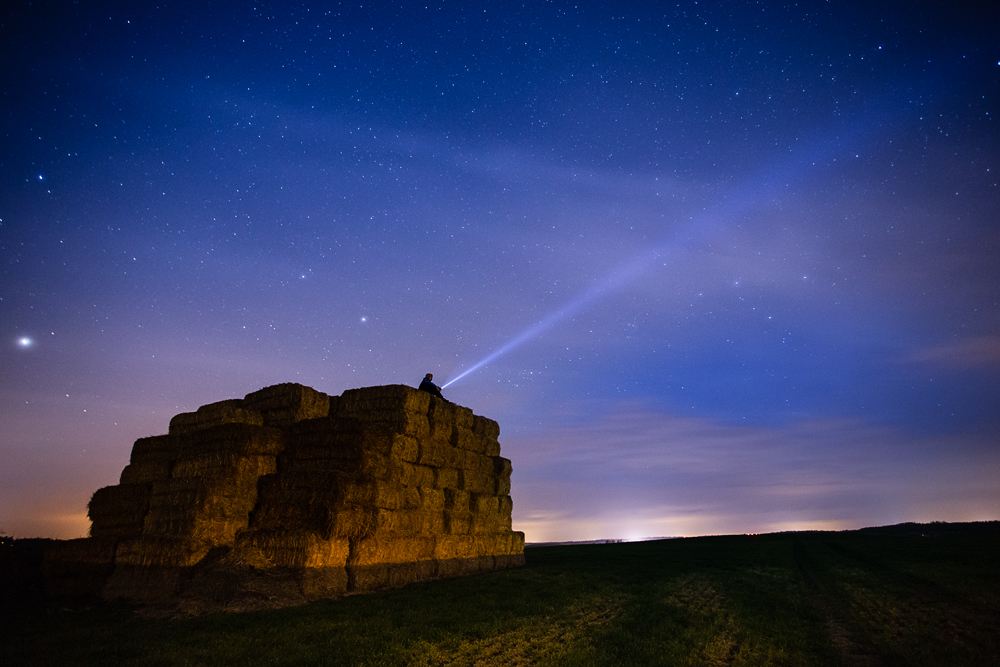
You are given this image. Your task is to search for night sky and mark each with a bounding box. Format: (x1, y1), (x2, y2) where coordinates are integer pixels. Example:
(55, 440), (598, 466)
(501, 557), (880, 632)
(2, 1), (998, 541)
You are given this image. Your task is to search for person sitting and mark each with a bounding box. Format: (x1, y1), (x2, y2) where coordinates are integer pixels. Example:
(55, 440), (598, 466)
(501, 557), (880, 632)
(418, 373), (445, 400)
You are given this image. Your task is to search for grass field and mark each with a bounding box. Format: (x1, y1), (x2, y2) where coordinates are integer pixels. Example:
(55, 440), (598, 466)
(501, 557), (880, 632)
(3, 525), (998, 666)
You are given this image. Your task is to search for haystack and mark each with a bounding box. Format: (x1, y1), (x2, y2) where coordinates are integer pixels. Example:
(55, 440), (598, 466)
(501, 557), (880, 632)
(44, 383), (524, 611)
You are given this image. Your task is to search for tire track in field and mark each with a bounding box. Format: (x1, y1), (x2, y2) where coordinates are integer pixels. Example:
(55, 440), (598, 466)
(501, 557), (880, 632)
(793, 540), (884, 667)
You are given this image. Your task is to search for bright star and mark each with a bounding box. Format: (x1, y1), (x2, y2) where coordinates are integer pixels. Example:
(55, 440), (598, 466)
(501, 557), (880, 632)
(18, 337), (33, 348)
(360, 316), (368, 323)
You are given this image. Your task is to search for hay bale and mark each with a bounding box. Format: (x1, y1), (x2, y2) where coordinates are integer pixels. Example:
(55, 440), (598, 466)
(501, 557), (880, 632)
(349, 535), (435, 566)
(348, 560), (436, 592)
(338, 480), (402, 510)
(142, 516), (250, 543)
(416, 438), (448, 467)
(471, 512), (510, 534)
(494, 457), (513, 495)
(234, 531), (349, 568)
(433, 535), (475, 560)
(339, 385), (430, 416)
(171, 452), (276, 480)
(436, 556), (491, 578)
(129, 434), (182, 464)
(418, 487), (445, 511)
(465, 452), (494, 478)
(461, 470), (495, 495)
(181, 423), (286, 458)
(444, 488), (470, 512)
(114, 536), (212, 568)
(243, 383), (330, 426)
(249, 472), (341, 532)
(400, 462), (435, 488)
(88, 484), (150, 537)
(169, 399), (265, 435)
(494, 553), (526, 569)
(433, 467), (461, 490)
(472, 415), (500, 441)
(120, 460), (173, 484)
(443, 511), (472, 535)
(471, 493), (500, 515)
(426, 400), (455, 443)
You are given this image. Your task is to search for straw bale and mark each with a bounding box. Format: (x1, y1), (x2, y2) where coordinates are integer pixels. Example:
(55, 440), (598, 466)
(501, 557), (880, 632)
(433, 467), (461, 490)
(417, 438), (448, 467)
(496, 476), (511, 496)
(115, 536), (213, 568)
(471, 512), (510, 535)
(120, 460), (173, 484)
(418, 487), (445, 511)
(471, 493), (500, 515)
(444, 488), (470, 512)
(301, 566), (349, 599)
(248, 473), (341, 531)
(234, 531), (349, 568)
(338, 479), (402, 509)
(450, 425), (477, 452)
(400, 486), (422, 509)
(442, 444), (467, 469)
(353, 508), (443, 536)
(339, 384), (430, 415)
(326, 506), (378, 539)
(88, 483), (151, 537)
(494, 458), (513, 496)
(171, 452), (276, 479)
(102, 564), (187, 603)
(388, 559), (436, 586)
(426, 400), (455, 443)
(148, 475), (261, 513)
(400, 461), (435, 488)
(130, 434), (182, 464)
(472, 415), (501, 441)
(436, 556), (490, 579)
(465, 452), (494, 478)
(498, 495), (513, 518)
(443, 511), (472, 535)
(433, 535), (475, 560)
(243, 383), (330, 426)
(178, 423), (285, 458)
(349, 535), (435, 566)
(349, 559), (436, 591)
(494, 553), (526, 569)
(169, 399), (265, 435)
(461, 470), (495, 494)
(142, 515), (249, 543)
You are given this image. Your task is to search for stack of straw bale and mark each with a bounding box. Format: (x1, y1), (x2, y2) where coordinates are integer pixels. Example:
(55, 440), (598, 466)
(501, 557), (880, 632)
(45, 382), (524, 609)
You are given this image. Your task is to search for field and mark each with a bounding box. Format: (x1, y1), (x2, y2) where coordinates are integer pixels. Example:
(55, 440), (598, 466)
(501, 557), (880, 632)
(3, 524), (999, 666)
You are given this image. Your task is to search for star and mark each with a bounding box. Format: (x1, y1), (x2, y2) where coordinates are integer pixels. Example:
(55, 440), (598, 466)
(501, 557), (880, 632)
(17, 337), (33, 348)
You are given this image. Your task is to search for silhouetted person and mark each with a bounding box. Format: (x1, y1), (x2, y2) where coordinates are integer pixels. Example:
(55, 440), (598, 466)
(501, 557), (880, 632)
(419, 373), (445, 400)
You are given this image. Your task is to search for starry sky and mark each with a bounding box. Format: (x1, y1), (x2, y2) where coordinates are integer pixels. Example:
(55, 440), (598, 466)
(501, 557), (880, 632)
(2, 1), (998, 541)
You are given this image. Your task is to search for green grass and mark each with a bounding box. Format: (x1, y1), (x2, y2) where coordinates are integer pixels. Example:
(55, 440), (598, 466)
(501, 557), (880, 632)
(4, 528), (999, 666)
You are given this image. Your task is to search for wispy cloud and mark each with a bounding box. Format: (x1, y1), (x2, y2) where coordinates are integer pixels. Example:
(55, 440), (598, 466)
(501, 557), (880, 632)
(505, 402), (1000, 542)
(907, 336), (1000, 370)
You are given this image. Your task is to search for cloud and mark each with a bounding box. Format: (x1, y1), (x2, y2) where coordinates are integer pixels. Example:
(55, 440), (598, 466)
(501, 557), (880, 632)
(504, 401), (1000, 542)
(907, 336), (1000, 370)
